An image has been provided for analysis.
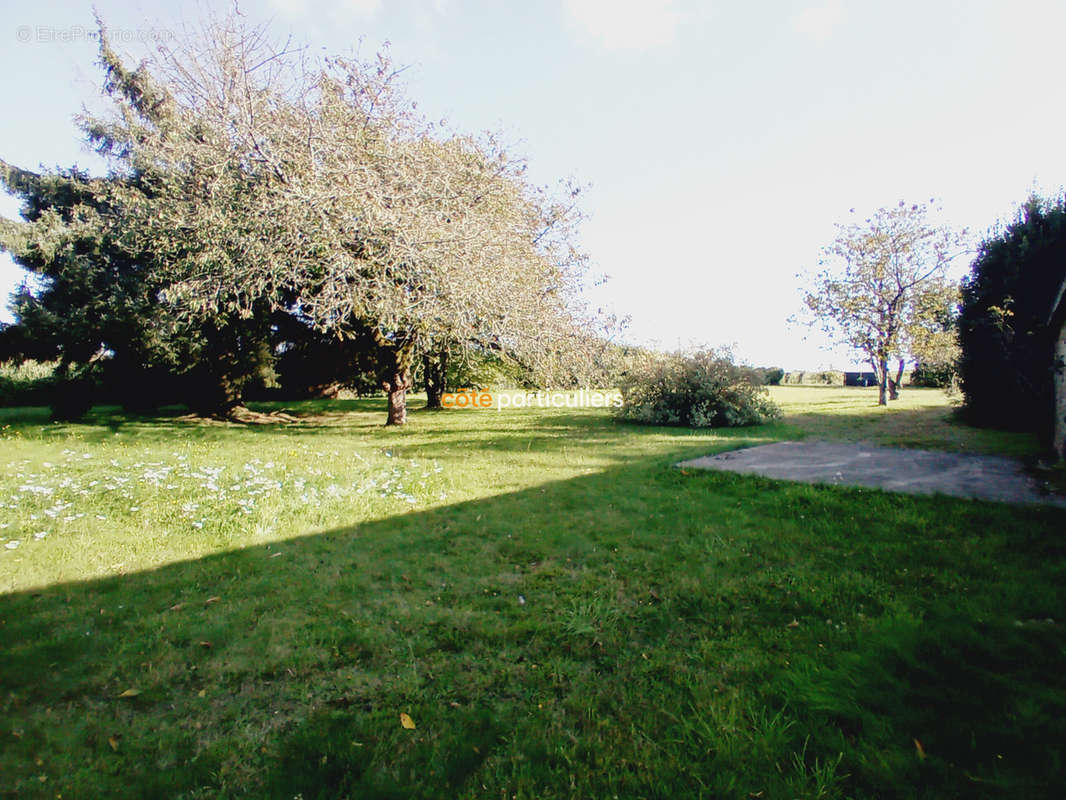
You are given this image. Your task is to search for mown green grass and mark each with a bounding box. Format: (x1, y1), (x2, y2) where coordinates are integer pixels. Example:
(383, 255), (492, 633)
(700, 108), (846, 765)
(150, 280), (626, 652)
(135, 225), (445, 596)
(1, 388), (1064, 798)
(769, 386), (1043, 456)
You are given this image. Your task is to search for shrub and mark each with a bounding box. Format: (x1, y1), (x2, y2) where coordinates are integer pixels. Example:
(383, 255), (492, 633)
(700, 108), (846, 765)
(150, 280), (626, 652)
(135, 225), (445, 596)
(910, 360), (957, 390)
(0, 360), (60, 407)
(958, 194), (1066, 438)
(615, 349), (782, 428)
(782, 370), (844, 385)
(759, 367), (785, 386)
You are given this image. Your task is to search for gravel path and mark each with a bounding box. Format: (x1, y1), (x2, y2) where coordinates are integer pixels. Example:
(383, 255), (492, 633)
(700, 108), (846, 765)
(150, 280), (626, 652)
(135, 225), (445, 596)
(679, 440), (1066, 507)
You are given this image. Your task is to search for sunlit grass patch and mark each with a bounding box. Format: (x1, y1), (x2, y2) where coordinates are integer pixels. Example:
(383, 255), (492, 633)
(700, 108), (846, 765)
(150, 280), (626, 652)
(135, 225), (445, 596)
(0, 421), (449, 590)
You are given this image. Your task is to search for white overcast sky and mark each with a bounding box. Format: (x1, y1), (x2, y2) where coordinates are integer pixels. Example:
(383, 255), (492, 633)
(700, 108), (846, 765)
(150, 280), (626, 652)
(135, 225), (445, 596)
(2, 0), (1065, 369)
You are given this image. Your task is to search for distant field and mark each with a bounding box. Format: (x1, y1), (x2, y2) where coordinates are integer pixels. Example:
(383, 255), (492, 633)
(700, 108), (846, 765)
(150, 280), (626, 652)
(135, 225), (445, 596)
(1, 392), (1063, 798)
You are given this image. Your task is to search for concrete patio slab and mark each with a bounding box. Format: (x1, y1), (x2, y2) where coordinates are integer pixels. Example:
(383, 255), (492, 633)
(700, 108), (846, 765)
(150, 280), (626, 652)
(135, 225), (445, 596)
(679, 441), (1066, 507)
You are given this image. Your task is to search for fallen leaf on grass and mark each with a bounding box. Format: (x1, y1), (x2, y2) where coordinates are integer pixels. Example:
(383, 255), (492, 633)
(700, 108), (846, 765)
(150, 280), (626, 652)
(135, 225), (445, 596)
(914, 738), (927, 761)
(116, 689), (140, 698)
(169, 603), (186, 612)
(198, 641), (212, 649)
(400, 713), (416, 729)
(108, 735), (120, 751)
(204, 596), (221, 606)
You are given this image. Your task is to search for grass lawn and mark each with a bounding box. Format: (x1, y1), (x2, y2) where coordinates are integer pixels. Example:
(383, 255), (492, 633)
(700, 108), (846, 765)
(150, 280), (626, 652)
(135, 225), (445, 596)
(768, 386), (1044, 456)
(1, 387), (1064, 798)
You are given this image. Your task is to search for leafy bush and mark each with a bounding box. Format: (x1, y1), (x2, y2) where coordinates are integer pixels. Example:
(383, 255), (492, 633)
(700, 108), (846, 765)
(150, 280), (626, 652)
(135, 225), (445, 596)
(615, 349), (782, 427)
(0, 360), (60, 407)
(758, 367), (785, 385)
(782, 370), (844, 385)
(910, 359), (957, 390)
(0, 361), (110, 419)
(958, 194), (1066, 438)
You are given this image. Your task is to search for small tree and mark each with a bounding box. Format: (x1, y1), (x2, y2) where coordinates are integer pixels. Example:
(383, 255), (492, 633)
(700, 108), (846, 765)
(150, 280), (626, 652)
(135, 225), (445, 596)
(801, 201), (967, 405)
(905, 280), (961, 390)
(756, 367), (785, 386)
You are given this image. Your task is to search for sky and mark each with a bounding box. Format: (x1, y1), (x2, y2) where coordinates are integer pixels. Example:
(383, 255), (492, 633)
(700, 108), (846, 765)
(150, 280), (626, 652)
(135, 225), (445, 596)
(2, 0), (1066, 369)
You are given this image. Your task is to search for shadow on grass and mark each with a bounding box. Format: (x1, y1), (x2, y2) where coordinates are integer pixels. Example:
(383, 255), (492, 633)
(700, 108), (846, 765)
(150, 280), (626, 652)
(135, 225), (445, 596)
(0, 403), (772, 464)
(0, 398), (393, 441)
(2, 446), (1065, 798)
(780, 405), (1044, 458)
(3, 390), (1039, 460)
(780, 609), (1066, 798)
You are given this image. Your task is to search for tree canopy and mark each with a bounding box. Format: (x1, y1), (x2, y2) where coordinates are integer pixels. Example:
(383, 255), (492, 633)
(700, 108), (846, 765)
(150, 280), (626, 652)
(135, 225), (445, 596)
(801, 201), (966, 405)
(0, 12), (601, 423)
(82, 13), (596, 423)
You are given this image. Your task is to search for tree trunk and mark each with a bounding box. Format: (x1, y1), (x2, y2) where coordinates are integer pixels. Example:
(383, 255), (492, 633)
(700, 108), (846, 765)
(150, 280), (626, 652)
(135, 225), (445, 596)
(384, 373), (409, 425)
(214, 373), (245, 418)
(380, 341), (415, 426)
(187, 371), (245, 419)
(872, 357), (889, 406)
(887, 358), (905, 401)
(422, 348), (448, 410)
(187, 319), (277, 420)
